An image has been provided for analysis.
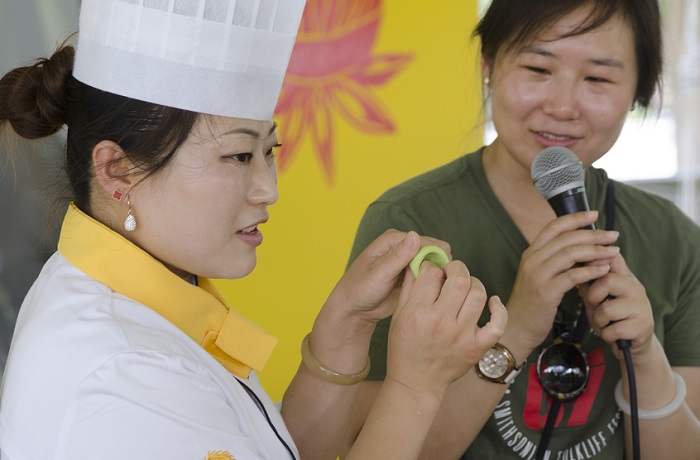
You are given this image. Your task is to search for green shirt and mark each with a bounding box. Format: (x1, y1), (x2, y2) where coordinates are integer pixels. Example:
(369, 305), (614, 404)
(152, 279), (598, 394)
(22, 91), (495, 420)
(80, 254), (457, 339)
(349, 148), (700, 459)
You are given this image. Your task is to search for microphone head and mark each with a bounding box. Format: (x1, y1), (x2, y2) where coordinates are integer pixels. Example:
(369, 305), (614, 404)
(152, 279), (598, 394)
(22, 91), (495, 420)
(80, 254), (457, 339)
(531, 147), (585, 200)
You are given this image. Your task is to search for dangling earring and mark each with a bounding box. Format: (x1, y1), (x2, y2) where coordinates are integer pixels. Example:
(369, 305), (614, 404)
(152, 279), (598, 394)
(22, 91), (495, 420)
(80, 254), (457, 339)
(483, 76), (490, 87)
(124, 198), (137, 232)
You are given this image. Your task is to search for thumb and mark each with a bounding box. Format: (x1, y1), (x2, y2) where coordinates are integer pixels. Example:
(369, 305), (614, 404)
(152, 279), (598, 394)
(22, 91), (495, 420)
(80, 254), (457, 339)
(369, 231), (422, 281)
(609, 252), (633, 277)
(475, 296), (508, 350)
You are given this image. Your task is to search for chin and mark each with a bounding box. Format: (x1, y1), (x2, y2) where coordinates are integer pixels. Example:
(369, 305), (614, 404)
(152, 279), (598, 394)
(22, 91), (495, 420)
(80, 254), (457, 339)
(214, 259), (258, 280)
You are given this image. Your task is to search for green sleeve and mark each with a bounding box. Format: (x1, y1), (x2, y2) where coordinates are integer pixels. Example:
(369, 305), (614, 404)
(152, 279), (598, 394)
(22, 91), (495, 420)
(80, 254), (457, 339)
(347, 200), (424, 380)
(663, 208), (700, 367)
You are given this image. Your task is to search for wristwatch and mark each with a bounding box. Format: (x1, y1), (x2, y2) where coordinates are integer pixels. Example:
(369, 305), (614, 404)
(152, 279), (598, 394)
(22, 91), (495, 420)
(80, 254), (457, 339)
(476, 343), (525, 384)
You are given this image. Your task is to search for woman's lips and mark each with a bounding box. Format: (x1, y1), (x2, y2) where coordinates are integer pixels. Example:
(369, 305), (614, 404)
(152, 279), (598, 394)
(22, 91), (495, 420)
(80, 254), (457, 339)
(237, 225), (263, 246)
(534, 131), (580, 148)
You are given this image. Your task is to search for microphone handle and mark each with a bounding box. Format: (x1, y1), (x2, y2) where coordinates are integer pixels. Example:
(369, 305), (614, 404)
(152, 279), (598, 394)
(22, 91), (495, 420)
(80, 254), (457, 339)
(548, 186), (594, 230)
(548, 187), (631, 350)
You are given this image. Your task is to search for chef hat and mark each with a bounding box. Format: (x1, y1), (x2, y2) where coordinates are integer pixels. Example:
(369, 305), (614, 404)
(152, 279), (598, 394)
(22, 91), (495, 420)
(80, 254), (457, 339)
(73, 0), (306, 120)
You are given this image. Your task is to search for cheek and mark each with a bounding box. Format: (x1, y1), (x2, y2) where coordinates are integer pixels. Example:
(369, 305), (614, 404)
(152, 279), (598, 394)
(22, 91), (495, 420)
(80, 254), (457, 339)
(586, 98), (629, 134)
(580, 103), (629, 164)
(268, 160), (279, 184)
(492, 79), (541, 122)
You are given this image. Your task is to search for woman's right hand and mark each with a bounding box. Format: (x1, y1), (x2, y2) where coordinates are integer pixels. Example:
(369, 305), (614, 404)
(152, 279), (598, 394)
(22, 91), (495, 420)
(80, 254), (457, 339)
(507, 211), (620, 350)
(385, 259), (507, 399)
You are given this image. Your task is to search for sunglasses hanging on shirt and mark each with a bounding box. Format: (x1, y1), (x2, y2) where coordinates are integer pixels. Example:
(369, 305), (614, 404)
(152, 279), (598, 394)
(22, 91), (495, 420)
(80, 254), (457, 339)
(534, 298), (591, 459)
(537, 305), (590, 402)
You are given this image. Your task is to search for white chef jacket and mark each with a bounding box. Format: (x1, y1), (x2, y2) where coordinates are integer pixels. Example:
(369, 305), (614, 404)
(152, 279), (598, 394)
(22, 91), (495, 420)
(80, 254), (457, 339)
(0, 204), (298, 459)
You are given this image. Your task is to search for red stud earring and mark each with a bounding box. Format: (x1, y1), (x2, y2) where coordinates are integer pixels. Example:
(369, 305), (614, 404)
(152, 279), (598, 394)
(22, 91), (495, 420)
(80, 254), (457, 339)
(112, 190), (124, 201)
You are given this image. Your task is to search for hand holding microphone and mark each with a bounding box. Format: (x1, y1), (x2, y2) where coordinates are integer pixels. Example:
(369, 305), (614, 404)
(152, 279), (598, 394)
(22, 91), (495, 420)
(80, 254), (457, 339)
(531, 146), (630, 350)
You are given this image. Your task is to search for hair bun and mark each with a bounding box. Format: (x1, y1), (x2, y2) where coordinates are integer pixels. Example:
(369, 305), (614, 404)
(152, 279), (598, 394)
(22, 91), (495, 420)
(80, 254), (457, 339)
(0, 45), (75, 139)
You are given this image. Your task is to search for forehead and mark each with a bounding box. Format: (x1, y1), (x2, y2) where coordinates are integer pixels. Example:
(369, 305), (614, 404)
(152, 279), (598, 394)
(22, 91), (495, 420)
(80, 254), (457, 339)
(192, 115), (277, 141)
(500, 7), (634, 57)
(541, 7), (631, 43)
(500, 8), (636, 67)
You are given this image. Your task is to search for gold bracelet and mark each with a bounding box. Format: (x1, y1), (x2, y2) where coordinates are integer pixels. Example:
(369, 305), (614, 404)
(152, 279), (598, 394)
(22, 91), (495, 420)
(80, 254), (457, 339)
(300, 333), (370, 385)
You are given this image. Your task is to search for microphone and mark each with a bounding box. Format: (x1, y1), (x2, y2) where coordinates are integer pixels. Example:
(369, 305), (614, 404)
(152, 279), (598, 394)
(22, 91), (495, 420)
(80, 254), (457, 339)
(531, 146), (593, 229)
(531, 146), (630, 350)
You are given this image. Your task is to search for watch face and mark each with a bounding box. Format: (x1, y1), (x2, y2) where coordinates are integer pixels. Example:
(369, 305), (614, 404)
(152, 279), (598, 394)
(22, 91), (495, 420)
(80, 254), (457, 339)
(479, 348), (510, 379)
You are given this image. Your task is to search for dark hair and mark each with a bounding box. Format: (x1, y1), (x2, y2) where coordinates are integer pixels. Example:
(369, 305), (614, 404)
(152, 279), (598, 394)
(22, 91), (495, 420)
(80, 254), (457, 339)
(474, 0), (662, 108)
(0, 43), (199, 214)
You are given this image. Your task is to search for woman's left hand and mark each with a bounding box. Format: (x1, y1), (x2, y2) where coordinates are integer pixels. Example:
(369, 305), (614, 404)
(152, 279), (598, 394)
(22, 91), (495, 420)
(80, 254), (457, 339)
(580, 252), (655, 362)
(324, 229), (451, 325)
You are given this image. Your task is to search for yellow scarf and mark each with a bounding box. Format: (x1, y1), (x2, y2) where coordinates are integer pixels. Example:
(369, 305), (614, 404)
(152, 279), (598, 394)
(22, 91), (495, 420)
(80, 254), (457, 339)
(58, 203), (277, 379)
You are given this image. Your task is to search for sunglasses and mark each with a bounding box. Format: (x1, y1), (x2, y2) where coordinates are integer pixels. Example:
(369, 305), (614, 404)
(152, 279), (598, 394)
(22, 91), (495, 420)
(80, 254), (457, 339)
(536, 306), (590, 401)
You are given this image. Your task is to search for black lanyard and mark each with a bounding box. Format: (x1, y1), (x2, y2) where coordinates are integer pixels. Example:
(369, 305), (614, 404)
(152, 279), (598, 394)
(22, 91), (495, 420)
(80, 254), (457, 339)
(236, 378), (297, 460)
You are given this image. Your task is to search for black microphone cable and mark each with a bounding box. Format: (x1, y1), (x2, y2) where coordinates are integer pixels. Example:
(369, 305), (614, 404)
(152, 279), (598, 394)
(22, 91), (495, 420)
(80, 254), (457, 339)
(599, 178), (639, 460)
(621, 342), (640, 460)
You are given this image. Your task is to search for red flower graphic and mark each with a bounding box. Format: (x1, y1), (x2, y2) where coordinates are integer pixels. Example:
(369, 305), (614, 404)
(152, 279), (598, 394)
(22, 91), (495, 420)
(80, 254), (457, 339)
(274, 0), (413, 183)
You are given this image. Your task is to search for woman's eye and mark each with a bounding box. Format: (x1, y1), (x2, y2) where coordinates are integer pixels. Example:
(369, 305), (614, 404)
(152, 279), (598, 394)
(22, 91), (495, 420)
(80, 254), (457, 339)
(526, 66), (548, 75)
(224, 144), (281, 163)
(226, 153), (253, 163)
(267, 143), (282, 157)
(586, 76), (611, 83)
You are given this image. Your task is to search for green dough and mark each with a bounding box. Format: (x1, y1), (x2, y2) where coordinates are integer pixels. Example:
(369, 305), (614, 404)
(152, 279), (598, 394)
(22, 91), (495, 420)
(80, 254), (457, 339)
(409, 245), (449, 278)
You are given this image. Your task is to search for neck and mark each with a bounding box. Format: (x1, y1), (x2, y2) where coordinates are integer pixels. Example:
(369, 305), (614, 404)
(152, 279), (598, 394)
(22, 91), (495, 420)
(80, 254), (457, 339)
(482, 141), (557, 242)
(162, 262), (198, 285)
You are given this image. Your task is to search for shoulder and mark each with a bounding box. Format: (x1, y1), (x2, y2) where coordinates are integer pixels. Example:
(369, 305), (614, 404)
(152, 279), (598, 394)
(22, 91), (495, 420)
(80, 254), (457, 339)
(0, 255), (245, 459)
(372, 149), (481, 207)
(349, 149), (488, 263)
(611, 180), (699, 238)
(2, 253), (220, 420)
(587, 167), (698, 236)
(17, 253), (195, 356)
(6, 252), (218, 380)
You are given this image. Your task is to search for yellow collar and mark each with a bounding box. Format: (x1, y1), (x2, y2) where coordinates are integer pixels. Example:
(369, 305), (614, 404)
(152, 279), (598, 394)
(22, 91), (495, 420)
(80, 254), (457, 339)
(58, 203), (277, 379)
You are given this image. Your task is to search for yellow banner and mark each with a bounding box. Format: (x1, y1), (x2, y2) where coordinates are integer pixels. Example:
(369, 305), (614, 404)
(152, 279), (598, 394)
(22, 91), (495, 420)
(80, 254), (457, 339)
(216, 0), (484, 400)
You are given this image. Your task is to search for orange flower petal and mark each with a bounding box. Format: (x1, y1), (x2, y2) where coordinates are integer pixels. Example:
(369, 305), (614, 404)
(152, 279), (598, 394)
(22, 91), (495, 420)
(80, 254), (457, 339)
(352, 53), (413, 86)
(330, 79), (396, 134)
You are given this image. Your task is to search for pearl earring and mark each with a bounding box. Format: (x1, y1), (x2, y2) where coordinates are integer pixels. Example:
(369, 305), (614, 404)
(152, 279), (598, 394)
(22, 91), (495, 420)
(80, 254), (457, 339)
(124, 198), (137, 232)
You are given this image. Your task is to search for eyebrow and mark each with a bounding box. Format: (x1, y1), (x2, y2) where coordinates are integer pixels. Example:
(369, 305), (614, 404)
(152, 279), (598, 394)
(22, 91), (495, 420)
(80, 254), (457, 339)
(520, 46), (626, 70)
(220, 122), (278, 138)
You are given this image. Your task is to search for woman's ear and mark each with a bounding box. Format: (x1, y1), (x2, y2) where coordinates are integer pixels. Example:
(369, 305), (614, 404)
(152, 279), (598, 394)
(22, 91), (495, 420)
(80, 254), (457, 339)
(92, 140), (134, 199)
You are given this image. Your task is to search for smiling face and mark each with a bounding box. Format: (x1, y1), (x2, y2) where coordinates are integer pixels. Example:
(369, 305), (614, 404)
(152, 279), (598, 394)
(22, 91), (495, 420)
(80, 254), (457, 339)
(127, 116), (280, 280)
(484, 7), (638, 177)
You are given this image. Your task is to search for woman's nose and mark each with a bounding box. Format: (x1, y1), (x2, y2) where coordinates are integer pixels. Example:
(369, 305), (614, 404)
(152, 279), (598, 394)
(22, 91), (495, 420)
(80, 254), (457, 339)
(543, 79), (581, 120)
(247, 157), (279, 206)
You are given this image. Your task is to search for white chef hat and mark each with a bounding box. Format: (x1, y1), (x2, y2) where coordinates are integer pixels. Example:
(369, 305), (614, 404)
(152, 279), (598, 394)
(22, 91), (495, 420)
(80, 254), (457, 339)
(73, 0), (306, 120)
